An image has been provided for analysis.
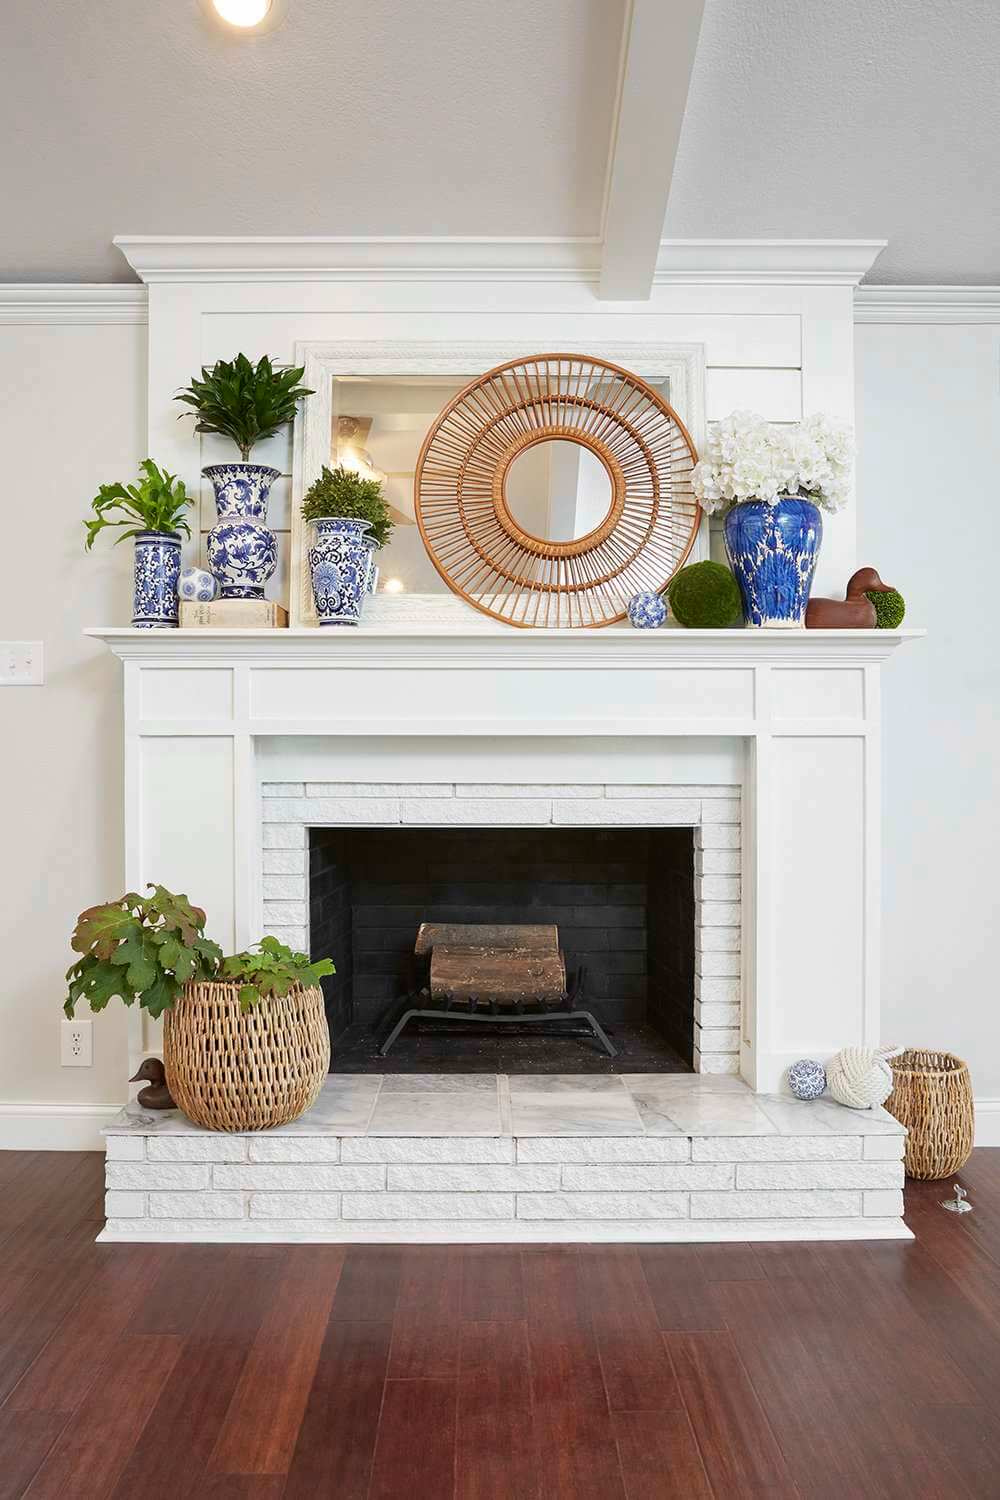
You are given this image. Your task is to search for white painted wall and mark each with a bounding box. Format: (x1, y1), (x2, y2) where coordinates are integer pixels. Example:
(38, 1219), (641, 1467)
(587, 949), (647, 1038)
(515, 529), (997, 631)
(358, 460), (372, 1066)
(855, 320), (1000, 1104)
(0, 319), (146, 1136)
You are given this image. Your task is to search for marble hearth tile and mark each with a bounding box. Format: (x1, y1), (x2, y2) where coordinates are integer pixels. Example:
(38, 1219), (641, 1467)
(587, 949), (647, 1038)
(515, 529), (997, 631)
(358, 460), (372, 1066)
(633, 1091), (775, 1137)
(793, 1099), (905, 1136)
(379, 1074), (498, 1094)
(756, 1097), (838, 1135)
(277, 1076), (383, 1135)
(507, 1074), (628, 1095)
(367, 1091), (502, 1136)
(619, 1074), (747, 1095)
(509, 1092), (646, 1137)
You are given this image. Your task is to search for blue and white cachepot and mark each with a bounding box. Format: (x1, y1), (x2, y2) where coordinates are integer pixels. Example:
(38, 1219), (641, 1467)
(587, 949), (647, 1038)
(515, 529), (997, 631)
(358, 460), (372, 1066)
(203, 463), (280, 599)
(723, 495), (822, 628)
(308, 517), (372, 626)
(132, 531), (181, 629)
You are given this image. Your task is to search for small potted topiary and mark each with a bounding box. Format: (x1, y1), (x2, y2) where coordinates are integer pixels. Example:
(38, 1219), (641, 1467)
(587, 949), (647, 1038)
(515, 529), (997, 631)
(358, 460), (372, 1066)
(85, 461), (194, 628)
(65, 887), (335, 1131)
(301, 463), (395, 626)
(175, 354), (313, 601)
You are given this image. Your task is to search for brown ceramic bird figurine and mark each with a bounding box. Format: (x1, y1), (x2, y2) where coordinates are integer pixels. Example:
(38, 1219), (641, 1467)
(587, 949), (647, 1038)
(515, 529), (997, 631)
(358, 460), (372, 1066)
(129, 1058), (176, 1110)
(806, 565), (896, 628)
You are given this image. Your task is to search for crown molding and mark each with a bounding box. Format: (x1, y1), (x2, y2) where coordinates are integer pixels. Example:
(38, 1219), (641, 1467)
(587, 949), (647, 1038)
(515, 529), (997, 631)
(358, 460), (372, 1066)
(855, 285), (1000, 323)
(112, 235), (887, 289)
(0, 284), (147, 325)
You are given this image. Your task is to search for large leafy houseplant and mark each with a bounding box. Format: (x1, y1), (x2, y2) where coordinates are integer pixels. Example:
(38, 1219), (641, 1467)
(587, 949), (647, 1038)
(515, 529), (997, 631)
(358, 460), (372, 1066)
(64, 885), (222, 1020)
(175, 353), (313, 461)
(84, 460), (193, 549)
(301, 463), (394, 548)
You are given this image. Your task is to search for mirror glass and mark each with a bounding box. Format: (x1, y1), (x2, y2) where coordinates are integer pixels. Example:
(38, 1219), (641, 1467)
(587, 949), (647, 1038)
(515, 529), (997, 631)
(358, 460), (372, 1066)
(503, 440), (613, 542)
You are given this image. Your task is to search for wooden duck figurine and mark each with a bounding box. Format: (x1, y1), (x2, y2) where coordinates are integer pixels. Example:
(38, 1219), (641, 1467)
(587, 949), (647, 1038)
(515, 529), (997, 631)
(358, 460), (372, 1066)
(805, 565), (896, 629)
(129, 1058), (176, 1111)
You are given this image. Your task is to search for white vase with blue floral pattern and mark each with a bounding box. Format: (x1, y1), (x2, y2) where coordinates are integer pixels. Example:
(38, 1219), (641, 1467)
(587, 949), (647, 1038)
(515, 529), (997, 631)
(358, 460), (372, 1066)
(204, 463), (279, 599)
(132, 532), (181, 628)
(308, 517), (373, 626)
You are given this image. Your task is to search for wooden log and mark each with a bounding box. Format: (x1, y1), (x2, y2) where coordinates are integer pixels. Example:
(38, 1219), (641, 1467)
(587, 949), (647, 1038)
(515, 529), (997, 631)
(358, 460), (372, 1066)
(414, 922), (559, 958)
(430, 944), (567, 1004)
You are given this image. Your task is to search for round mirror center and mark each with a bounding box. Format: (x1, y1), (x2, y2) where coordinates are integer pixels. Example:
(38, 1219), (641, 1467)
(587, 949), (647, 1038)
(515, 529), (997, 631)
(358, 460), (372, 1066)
(503, 439), (614, 544)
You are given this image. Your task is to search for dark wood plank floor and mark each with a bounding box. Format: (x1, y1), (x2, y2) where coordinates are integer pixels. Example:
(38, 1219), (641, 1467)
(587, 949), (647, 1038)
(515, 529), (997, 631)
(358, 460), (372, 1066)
(2, 1149), (1000, 1498)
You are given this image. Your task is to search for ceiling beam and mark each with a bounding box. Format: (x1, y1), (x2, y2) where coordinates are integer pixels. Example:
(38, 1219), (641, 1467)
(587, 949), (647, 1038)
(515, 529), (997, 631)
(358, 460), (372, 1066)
(599, 0), (706, 301)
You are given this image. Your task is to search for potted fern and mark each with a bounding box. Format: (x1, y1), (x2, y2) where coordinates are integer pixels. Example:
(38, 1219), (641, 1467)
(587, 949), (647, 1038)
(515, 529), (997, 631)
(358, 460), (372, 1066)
(175, 354), (312, 600)
(65, 886), (335, 1131)
(301, 463), (395, 626)
(85, 460), (194, 628)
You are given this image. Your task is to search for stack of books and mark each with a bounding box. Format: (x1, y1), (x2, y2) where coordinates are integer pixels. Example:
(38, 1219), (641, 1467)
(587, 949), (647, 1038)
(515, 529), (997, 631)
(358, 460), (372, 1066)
(179, 600), (288, 629)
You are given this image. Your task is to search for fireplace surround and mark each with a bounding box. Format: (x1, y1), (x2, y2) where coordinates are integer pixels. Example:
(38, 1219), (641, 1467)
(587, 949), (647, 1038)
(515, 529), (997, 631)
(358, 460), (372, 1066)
(91, 621), (917, 1242)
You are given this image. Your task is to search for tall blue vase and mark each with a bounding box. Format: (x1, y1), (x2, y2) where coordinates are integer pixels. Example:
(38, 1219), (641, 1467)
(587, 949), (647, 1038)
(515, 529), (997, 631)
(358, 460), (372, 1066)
(308, 517), (373, 626)
(723, 496), (822, 628)
(132, 531), (181, 629)
(204, 463), (279, 600)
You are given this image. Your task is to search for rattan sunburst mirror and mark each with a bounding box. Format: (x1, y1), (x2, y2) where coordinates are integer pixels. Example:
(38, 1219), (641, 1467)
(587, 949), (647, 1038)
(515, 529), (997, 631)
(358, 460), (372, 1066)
(414, 353), (700, 628)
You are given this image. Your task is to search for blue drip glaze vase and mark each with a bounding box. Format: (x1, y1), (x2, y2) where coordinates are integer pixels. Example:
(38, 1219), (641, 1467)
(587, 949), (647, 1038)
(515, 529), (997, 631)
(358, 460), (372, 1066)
(308, 518), (373, 626)
(204, 463), (280, 600)
(132, 531), (181, 629)
(723, 496), (822, 628)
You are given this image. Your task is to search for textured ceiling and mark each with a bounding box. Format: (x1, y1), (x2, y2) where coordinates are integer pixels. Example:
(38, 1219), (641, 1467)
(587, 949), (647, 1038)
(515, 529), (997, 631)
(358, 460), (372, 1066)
(665, 0), (1000, 284)
(2, 0), (998, 284)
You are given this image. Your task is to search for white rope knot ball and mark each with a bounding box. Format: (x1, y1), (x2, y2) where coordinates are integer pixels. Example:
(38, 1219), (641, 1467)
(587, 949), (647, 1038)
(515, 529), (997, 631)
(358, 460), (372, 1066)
(826, 1045), (900, 1109)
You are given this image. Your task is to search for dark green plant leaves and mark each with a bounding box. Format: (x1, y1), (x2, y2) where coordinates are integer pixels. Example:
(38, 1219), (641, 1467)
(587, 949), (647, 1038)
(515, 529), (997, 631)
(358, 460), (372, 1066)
(64, 885), (222, 1020)
(300, 464), (394, 548)
(84, 460), (193, 550)
(175, 354), (313, 462)
(220, 936), (335, 1013)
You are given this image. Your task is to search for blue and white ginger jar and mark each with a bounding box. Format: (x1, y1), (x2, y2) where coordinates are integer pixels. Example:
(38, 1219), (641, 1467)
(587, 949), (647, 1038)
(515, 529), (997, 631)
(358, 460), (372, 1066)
(178, 567), (218, 603)
(627, 590), (667, 629)
(723, 495), (822, 628)
(204, 463), (279, 600)
(308, 517), (373, 626)
(132, 532), (181, 629)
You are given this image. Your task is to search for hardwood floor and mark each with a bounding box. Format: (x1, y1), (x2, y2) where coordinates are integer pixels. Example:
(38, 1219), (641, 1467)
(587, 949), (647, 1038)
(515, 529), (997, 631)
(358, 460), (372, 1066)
(2, 1150), (1000, 1498)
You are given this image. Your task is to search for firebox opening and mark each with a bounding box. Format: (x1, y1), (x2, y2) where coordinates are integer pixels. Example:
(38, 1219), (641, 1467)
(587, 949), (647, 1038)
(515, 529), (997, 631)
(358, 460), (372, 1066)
(309, 826), (695, 1074)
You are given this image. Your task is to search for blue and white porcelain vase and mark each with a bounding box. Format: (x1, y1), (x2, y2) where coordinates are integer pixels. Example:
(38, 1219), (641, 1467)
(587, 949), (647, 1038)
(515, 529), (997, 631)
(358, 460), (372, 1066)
(308, 517), (373, 626)
(723, 495), (822, 628)
(204, 463), (279, 599)
(132, 531), (181, 629)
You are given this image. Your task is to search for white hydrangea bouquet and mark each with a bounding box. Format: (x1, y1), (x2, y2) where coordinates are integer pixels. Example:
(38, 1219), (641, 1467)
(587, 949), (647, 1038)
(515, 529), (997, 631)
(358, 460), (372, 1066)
(692, 411), (854, 514)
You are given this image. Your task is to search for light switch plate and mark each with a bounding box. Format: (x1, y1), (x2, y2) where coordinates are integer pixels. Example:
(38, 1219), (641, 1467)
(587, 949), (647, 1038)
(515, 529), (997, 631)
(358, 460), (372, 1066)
(1, 642), (44, 685)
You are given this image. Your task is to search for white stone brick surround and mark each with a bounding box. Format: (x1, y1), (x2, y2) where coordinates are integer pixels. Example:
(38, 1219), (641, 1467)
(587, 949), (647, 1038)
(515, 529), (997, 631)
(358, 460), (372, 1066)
(260, 780), (743, 1072)
(101, 1076), (908, 1244)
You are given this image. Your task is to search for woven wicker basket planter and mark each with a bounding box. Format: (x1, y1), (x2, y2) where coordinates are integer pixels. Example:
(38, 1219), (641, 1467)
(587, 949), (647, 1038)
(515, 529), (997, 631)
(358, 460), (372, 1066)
(885, 1049), (974, 1180)
(163, 981), (330, 1132)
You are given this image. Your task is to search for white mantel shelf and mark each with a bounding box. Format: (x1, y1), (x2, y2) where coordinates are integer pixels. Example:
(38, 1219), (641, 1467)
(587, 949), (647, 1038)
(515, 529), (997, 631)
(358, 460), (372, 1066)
(87, 627), (921, 668)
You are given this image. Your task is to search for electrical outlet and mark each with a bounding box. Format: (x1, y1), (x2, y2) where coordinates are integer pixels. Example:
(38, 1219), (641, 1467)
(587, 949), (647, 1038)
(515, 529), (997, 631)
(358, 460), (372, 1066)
(1, 642), (44, 685)
(61, 1018), (93, 1067)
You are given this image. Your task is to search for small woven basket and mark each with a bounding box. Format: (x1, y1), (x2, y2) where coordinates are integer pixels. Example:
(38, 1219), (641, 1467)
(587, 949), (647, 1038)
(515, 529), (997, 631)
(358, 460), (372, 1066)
(885, 1049), (974, 1180)
(163, 981), (330, 1132)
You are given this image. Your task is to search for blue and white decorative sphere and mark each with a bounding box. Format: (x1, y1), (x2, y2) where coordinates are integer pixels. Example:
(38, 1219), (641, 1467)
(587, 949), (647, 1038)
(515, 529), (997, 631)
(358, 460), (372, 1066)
(178, 567), (218, 603)
(627, 591), (667, 629)
(787, 1058), (827, 1101)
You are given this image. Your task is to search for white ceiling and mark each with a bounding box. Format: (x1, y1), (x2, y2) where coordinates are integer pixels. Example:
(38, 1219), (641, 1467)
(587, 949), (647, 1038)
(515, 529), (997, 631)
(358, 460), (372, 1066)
(2, 0), (997, 285)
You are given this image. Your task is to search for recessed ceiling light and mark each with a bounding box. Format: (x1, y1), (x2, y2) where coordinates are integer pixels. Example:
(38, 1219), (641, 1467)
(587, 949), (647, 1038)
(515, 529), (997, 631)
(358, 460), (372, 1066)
(200, 0), (288, 35)
(213, 0), (270, 25)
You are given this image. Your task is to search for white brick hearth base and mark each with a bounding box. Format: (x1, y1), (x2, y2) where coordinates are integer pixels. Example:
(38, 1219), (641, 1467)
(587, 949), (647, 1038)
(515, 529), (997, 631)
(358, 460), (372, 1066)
(261, 780), (743, 1073)
(102, 1076), (909, 1244)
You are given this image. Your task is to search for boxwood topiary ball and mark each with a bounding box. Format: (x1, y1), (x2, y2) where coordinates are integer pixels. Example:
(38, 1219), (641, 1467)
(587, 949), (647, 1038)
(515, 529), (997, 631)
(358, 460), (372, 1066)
(865, 587), (906, 629)
(667, 560), (743, 628)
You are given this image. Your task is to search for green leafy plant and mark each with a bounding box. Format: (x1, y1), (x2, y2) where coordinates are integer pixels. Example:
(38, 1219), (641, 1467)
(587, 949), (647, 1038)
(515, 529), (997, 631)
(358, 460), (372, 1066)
(865, 587), (906, 629)
(300, 463), (394, 548)
(175, 353), (313, 462)
(64, 885), (223, 1020)
(220, 937), (335, 1012)
(84, 460), (193, 550)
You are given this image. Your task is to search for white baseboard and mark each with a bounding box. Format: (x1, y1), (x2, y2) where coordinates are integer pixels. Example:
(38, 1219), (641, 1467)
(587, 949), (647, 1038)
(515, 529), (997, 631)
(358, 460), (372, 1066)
(0, 1102), (124, 1151)
(975, 1099), (1000, 1147)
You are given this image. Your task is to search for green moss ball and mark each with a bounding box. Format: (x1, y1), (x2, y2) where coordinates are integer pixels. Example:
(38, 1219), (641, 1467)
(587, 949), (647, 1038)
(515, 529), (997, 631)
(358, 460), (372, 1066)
(865, 588), (906, 629)
(667, 560), (743, 629)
